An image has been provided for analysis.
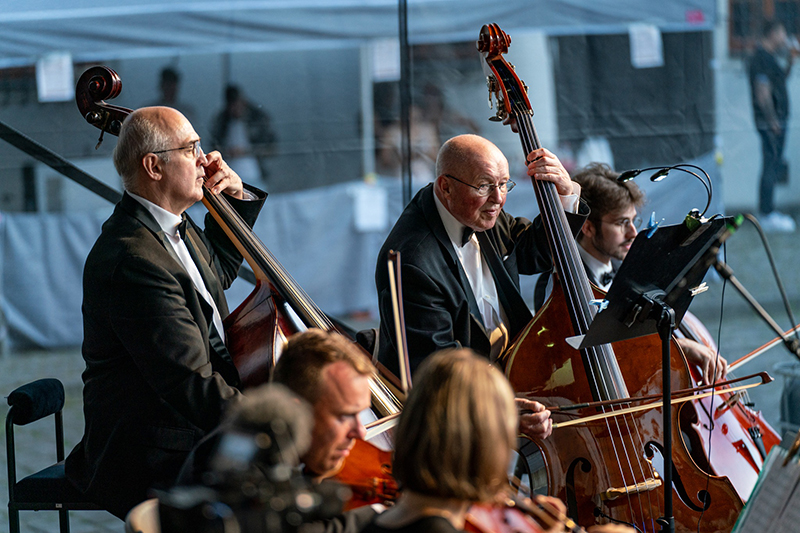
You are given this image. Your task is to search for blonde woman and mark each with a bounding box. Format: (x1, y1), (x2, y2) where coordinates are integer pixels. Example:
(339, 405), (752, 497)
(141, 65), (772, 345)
(361, 348), (632, 533)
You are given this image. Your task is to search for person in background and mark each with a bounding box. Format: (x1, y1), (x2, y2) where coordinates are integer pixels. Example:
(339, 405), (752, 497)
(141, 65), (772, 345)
(149, 67), (197, 125)
(534, 162), (727, 385)
(749, 19), (799, 232)
(210, 84), (277, 188)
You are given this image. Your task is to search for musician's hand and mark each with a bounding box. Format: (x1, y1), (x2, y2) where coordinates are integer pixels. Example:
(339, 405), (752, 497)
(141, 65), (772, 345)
(531, 496), (567, 533)
(203, 150), (244, 199)
(517, 398), (552, 440)
(525, 148), (579, 197)
(587, 525), (637, 533)
(676, 338), (728, 385)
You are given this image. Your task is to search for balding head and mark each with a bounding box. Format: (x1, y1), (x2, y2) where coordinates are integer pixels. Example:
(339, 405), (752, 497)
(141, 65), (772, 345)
(114, 106), (184, 192)
(435, 134), (506, 180)
(434, 134), (510, 232)
(114, 106), (206, 215)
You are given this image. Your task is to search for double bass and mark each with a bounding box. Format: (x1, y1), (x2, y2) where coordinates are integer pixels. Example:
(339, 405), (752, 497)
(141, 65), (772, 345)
(74, 65), (402, 420)
(477, 24), (743, 532)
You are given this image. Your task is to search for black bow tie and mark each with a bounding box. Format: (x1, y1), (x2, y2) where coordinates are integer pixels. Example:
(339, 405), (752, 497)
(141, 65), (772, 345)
(601, 270), (615, 286)
(177, 216), (189, 240)
(461, 227), (475, 247)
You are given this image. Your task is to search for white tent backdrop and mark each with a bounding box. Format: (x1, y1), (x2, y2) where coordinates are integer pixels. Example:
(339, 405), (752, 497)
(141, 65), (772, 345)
(3, 1), (714, 68)
(0, 1), (724, 348)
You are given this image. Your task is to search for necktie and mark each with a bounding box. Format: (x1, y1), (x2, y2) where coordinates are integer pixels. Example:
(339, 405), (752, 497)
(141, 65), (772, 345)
(462, 227), (474, 247)
(177, 216), (189, 240)
(601, 270), (615, 286)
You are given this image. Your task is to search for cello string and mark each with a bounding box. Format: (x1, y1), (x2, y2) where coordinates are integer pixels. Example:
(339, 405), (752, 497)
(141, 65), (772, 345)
(514, 107), (654, 530)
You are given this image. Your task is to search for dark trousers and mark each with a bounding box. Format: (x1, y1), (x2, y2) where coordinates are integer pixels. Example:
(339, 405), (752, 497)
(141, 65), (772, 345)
(757, 126), (787, 214)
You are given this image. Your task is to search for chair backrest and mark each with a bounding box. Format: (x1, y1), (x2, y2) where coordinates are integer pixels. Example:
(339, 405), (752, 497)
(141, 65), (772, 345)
(125, 498), (161, 533)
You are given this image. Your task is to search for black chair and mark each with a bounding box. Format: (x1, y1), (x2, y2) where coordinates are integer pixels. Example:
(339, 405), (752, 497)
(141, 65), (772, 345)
(6, 378), (102, 533)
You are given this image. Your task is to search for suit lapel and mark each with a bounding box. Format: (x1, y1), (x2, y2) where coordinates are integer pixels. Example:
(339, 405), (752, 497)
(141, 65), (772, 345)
(476, 231), (533, 338)
(419, 185), (484, 326)
(119, 193), (240, 386)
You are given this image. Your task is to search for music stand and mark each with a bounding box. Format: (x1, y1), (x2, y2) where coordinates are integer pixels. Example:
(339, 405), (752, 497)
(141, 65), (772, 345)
(577, 215), (739, 533)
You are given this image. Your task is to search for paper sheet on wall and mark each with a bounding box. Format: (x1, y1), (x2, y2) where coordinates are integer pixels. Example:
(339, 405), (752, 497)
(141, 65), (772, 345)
(628, 24), (664, 69)
(352, 183), (388, 232)
(36, 52), (74, 102)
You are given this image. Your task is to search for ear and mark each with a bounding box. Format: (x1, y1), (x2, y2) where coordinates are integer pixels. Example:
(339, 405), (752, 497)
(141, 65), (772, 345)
(141, 153), (164, 182)
(436, 174), (451, 197)
(581, 219), (598, 240)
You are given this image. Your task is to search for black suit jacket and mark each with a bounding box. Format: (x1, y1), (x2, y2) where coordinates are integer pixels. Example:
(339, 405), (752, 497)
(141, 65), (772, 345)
(65, 187), (265, 518)
(376, 184), (585, 376)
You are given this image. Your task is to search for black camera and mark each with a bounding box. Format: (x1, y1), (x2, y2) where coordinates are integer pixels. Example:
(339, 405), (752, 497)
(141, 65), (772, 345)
(160, 430), (347, 532)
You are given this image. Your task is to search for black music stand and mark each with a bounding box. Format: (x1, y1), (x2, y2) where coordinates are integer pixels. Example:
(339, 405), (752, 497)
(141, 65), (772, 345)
(576, 215), (739, 533)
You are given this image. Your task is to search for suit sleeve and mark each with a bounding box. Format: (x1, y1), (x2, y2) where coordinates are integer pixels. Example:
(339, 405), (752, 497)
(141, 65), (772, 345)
(504, 204), (588, 276)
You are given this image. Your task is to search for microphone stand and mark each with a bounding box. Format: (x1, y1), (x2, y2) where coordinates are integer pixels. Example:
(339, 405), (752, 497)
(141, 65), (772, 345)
(713, 259), (800, 360)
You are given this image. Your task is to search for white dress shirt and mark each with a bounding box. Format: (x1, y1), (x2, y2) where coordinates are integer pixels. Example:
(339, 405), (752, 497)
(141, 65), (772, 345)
(434, 190), (580, 358)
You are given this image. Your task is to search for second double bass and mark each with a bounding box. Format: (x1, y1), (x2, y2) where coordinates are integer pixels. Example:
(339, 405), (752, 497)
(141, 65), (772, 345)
(478, 24), (742, 532)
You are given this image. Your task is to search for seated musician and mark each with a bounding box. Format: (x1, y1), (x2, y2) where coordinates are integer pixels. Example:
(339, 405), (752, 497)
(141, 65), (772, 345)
(375, 133), (588, 441)
(362, 348), (633, 533)
(533, 162), (727, 385)
(272, 328), (382, 532)
(65, 106), (266, 519)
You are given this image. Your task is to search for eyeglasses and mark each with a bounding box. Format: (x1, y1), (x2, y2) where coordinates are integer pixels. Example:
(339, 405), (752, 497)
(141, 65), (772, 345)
(152, 140), (203, 158)
(601, 216), (643, 231)
(444, 174), (516, 197)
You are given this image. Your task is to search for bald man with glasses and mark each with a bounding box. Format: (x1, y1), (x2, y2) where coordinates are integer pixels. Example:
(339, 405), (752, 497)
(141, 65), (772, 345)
(374, 134), (586, 441)
(66, 106), (266, 519)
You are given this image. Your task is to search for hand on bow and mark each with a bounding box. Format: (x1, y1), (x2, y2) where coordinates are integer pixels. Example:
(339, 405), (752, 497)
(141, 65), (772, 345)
(676, 338), (728, 385)
(203, 150), (244, 199)
(516, 398), (552, 440)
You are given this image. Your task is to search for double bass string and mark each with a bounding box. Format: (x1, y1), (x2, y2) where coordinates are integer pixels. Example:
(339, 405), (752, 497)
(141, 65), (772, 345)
(203, 185), (332, 330)
(203, 186), (403, 417)
(513, 99), (659, 531)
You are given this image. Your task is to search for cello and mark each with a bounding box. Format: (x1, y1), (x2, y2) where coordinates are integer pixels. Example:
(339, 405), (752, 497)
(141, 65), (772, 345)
(74, 65), (402, 419)
(477, 24), (743, 532)
(675, 313), (780, 500)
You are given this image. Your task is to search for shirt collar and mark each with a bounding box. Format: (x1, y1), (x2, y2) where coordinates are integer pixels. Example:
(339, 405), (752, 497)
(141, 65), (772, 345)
(578, 242), (613, 282)
(433, 190), (471, 249)
(127, 191), (183, 237)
